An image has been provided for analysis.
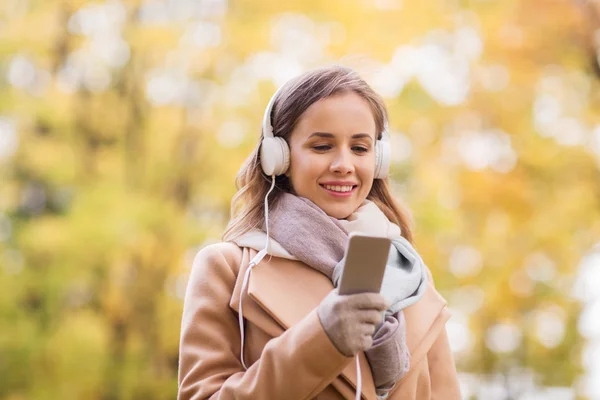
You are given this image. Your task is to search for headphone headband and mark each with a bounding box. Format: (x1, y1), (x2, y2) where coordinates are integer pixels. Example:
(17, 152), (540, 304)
(261, 85), (286, 139)
(260, 84), (391, 179)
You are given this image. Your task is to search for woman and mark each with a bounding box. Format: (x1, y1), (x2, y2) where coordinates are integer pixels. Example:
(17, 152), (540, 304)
(178, 65), (461, 399)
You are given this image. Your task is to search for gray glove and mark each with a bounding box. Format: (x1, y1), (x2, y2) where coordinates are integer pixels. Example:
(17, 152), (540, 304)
(317, 289), (389, 357)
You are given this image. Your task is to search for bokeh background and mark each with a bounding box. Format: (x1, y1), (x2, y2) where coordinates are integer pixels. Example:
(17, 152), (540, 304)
(1, 0), (600, 399)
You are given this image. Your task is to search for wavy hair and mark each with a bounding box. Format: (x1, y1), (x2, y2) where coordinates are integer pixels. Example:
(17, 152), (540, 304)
(222, 65), (414, 243)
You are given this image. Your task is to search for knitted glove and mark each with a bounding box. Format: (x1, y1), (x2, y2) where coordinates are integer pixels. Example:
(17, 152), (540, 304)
(317, 289), (389, 357)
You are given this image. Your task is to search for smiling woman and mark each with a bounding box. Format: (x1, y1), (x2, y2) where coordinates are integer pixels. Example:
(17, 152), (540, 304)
(286, 92), (377, 219)
(224, 66), (411, 242)
(177, 65), (461, 400)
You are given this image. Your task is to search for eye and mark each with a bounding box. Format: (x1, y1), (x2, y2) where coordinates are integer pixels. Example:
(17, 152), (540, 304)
(313, 145), (332, 151)
(352, 146), (369, 153)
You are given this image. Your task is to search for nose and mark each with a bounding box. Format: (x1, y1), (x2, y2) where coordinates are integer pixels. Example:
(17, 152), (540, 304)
(329, 149), (355, 175)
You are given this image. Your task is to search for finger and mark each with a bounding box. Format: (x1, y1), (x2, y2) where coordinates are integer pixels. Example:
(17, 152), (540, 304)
(357, 310), (384, 326)
(360, 323), (376, 337)
(345, 293), (388, 311)
(360, 335), (373, 351)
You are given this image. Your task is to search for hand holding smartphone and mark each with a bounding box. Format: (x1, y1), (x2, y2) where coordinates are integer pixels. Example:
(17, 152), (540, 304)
(338, 233), (392, 296)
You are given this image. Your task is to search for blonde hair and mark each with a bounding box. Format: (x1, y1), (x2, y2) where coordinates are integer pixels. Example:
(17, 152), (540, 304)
(222, 65), (414, 243)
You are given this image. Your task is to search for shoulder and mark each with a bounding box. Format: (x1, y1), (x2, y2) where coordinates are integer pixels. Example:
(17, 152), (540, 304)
(190, 242), (243, 281)
(193, 241), (242, 265)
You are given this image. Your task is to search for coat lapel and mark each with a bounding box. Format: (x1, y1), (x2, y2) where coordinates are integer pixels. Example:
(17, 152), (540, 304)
(231, 248), (449, 400)
(246, 254), (378, 400)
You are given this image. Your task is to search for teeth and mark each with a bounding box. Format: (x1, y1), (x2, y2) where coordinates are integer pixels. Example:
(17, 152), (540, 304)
(324, 185), (353, 192)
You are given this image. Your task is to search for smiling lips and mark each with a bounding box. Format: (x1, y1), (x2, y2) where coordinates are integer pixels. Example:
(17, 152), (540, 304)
(319, 182), (358, 197)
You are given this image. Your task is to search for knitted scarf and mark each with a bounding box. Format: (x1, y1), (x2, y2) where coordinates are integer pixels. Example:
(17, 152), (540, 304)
(258, 192), (428, 393)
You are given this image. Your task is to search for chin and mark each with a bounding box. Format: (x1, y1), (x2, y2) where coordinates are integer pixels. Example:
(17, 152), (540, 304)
(321, 205), (354, 220)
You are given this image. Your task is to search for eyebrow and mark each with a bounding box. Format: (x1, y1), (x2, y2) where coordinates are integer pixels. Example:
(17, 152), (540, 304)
(307, 132), (373, 141)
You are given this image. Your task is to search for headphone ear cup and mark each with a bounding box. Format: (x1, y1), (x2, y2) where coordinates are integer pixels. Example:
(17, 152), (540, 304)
(374, 139), (391, 179)
(260, 137), (290, 176)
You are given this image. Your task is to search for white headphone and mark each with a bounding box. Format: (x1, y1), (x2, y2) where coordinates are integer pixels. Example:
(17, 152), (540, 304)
(259, 85), (391, 179)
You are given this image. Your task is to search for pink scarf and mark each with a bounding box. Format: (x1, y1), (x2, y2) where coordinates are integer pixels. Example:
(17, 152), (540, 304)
(267, 193), (412, 393)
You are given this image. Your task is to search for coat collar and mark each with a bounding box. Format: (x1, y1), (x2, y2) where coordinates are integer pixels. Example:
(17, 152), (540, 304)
(230, 248), (449, 400)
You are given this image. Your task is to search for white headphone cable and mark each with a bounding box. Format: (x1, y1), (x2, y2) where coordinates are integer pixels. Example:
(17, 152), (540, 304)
(237, 175), (363, 400)
(238, 175), (277, 370)
(355, 354), (362, 400)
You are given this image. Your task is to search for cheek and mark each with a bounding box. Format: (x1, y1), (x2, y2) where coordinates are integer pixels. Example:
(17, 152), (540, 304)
(289, 151), (321, 188)
(357, 156), (376, 182)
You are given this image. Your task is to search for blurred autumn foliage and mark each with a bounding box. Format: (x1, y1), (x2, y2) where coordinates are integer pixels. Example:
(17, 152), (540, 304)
(1, 0), (599, 399)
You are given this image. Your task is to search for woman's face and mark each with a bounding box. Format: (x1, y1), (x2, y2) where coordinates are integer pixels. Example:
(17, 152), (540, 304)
(286, 91), (377, 219)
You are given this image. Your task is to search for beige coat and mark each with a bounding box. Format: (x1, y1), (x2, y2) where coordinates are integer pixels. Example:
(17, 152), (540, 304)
(178, 242), (461, 400)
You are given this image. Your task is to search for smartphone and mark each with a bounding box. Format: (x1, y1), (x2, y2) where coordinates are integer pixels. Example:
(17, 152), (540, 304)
(338, 233), (392, 295)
